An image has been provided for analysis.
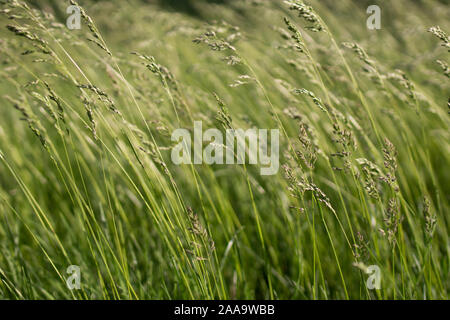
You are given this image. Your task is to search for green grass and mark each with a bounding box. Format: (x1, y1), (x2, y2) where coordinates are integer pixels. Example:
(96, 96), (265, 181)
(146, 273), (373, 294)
(0, 0), (448, 299)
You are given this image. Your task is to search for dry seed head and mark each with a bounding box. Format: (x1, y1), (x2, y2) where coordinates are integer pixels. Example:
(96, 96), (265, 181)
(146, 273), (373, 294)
(222, 55), (241, 65)
(44, 82), (66, 124)
(5, 95), (48, 148)
(357, 158), (382, 200)
(283, 17), (305, 53)
(387, 69), (417, 103)
(282, 164), (335, 213)
(296, 120), (318, 169)
(423, 196), (436, 243)
(329, 110), (357, 171)
(28, 90), (63, 135)
(131, 52), (178, 91)
(77, 84), (121, 115)
(428, 26), (450, 51)
(380, 138), (399, 192)
(6, 25), (47, 47)
(382, 138), (397, 170)
(5, 23), (53, 58)
(293, 88), (327, 112)
(186, 207), (215, 260)
(82, 98), (97, 140)
(213, 92), (232, 130)
(68, 0), (111, 56)
(193, 22), (240, 52)
(436, 60), (450, 78)
(353, 231), (369, 261)
(342, 42), (375, 68)
(382, 198), (402, 245)
(284, 1), (324, 32)
(87, 38), (111, 56)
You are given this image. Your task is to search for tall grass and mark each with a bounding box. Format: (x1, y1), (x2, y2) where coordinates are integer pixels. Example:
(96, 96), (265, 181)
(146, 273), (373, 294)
(0, 0), (448, 299)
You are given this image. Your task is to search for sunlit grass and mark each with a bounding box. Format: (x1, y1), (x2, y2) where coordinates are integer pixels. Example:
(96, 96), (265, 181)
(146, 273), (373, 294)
(0, 0), (448, 299)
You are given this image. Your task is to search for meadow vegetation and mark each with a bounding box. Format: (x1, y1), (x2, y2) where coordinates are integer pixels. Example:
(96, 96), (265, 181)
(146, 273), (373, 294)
(0, 0), (448, 299)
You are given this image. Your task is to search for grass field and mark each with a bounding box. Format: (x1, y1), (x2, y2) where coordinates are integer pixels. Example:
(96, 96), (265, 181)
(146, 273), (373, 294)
(0, 0), (448, 299)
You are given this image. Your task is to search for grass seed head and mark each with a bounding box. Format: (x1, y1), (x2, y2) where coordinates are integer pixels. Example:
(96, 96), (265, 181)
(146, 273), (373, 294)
(284, 1), (324, 32)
